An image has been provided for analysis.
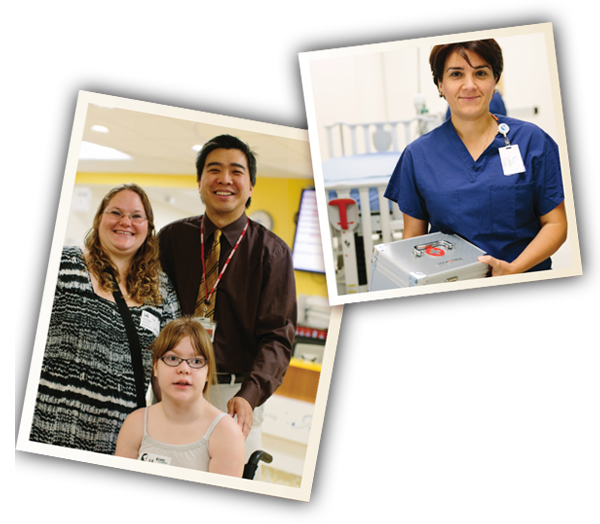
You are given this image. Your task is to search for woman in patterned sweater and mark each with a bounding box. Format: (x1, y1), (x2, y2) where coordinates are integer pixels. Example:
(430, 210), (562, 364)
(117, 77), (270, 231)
(30, 184), (180, 455)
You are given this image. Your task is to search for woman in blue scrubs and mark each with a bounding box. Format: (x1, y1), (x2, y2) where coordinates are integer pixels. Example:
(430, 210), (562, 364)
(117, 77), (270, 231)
(384, 39), (567, 275)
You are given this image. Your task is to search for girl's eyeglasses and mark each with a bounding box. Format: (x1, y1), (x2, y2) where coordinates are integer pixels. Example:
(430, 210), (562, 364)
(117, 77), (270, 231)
(159, 355), (208, 369)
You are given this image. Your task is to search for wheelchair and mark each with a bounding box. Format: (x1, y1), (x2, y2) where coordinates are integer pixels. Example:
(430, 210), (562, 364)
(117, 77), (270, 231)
(242, 450), (273, 480)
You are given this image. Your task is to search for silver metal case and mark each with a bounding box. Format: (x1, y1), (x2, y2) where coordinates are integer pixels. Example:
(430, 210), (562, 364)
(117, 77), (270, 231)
(369, 232), (489, 291)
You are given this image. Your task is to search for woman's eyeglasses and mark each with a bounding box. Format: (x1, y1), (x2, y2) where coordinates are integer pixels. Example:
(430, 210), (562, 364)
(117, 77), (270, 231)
(104, 209), (148, 224)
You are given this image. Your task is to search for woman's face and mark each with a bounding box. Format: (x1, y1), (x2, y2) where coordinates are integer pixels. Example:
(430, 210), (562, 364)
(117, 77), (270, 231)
(98, 190), (149, 260)
(438, 49), (496, 121)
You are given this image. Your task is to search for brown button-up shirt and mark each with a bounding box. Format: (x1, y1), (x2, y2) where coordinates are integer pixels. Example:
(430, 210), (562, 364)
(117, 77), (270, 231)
(158, 213), (297, 409)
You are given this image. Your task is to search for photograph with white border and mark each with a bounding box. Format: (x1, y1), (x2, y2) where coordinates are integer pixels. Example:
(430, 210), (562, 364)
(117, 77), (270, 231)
(299, 23), (581, 306)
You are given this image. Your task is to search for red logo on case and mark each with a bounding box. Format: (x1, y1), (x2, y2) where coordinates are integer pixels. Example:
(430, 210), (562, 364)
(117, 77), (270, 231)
(425, 245), (445, 257)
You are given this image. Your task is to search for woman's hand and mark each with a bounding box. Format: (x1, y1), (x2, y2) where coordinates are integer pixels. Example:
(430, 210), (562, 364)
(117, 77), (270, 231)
(478, 255), (516, 276)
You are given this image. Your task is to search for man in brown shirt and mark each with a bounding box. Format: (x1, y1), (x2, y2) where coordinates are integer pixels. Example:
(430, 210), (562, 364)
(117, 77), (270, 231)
(158, 134), (297, 461)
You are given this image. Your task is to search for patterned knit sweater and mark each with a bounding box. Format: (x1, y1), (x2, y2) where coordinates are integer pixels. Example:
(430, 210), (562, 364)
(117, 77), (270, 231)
(30, 246), (181, 455)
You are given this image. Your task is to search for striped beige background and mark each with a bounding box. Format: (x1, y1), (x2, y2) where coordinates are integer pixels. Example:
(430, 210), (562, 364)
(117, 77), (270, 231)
(335, 300), (583, 502)
(15, 22), (583, 502)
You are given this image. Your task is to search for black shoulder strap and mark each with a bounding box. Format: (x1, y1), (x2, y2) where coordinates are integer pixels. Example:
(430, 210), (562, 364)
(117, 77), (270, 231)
(106, 267), (146, 409)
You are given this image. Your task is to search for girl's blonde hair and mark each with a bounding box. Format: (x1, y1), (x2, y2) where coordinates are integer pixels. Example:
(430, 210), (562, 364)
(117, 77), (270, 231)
(84, 183), (163, 305)
(148, 317), (217, 395)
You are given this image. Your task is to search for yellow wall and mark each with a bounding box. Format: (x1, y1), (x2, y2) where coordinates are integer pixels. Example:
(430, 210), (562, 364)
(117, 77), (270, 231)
(76, 172), (329, 298)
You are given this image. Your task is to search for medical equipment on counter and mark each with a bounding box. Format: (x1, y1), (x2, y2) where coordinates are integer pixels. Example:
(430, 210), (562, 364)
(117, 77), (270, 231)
(369, 232), (489, 290)
(297, 294), (331, 330)
(294, 295), (330, 364)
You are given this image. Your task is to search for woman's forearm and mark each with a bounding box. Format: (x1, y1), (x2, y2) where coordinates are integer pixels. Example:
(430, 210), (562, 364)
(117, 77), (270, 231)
(480, 202), (567, 276)
(511, 227), (567, 273)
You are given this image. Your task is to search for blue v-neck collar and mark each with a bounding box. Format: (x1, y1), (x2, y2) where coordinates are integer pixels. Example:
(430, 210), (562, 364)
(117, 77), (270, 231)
(443, 117), (503, 183)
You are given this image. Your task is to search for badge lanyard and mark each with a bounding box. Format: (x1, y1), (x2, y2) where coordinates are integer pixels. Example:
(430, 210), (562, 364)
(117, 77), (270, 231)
(200, 217), (249, 315)
(493, 115), (525, 176)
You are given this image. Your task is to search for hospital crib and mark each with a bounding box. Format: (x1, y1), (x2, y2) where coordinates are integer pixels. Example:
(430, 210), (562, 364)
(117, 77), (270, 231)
(323, 115), (442, 295)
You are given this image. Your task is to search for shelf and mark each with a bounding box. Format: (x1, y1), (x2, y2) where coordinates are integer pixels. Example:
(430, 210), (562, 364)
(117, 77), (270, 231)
(289, 357), (321, 373)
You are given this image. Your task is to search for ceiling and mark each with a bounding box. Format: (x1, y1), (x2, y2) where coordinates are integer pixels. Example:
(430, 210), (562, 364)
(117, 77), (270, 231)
(77, 103), (314, 179)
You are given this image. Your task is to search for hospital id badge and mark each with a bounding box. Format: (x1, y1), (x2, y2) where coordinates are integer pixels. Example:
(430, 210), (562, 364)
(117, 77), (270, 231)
(499, 144), (525, 176)
(194, 316), (217, 342)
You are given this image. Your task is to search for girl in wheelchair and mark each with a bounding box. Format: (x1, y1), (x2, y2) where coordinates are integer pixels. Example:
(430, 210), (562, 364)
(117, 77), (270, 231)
(115, 317), (246, 477)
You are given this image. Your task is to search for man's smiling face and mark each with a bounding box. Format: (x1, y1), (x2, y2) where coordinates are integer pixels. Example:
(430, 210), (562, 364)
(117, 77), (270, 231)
(198, 148), (254, 227)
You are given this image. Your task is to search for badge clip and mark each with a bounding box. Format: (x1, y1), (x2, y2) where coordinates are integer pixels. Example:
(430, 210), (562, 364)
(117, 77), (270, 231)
(497, 123), (511, 147)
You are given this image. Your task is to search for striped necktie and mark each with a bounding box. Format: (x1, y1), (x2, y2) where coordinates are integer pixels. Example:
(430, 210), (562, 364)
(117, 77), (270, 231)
(195, 229), (221, 320)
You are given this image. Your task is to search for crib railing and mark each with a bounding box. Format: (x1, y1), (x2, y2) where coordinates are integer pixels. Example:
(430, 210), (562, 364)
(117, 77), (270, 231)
(324, 116), (439, 158)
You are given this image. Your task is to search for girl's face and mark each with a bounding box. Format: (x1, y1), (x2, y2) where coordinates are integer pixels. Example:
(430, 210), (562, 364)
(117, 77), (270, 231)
(154, 336), (209, 403)
(438, 49), (496, 122)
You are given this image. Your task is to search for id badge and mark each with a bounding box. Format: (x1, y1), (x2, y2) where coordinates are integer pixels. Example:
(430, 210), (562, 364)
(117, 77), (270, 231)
(140, 310), (160, 336)
(498, 144), (525, 176)
(194, 316), (217, 342)
(139, 452), (171, 465)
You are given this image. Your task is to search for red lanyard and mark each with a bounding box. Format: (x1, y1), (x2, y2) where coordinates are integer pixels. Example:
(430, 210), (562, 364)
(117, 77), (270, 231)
(200, 218), (249, 306)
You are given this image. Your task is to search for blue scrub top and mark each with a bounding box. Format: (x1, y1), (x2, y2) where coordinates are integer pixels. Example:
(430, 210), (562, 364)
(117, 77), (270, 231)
(384, 116), (564, 271)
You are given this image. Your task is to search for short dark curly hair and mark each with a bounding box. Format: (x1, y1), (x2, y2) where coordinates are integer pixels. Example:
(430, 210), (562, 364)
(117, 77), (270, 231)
(429, 39), (504, 89)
